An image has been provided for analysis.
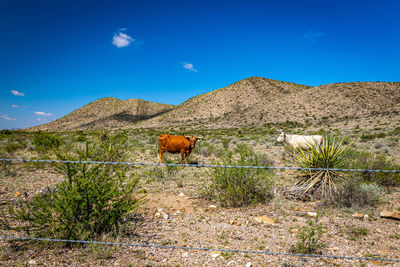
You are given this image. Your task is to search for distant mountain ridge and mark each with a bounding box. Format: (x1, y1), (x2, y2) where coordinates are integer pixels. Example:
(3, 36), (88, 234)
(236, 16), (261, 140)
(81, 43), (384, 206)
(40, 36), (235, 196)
(29, 97), (175, 131)
(27, 77), (400, 131)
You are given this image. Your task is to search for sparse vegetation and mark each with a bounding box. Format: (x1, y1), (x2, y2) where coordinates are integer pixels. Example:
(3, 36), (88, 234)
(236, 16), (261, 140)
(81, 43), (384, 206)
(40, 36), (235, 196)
(1, 138), (142, 241)
(323, 178), (384, 208)
(32, 131), (62, 151)
(348, 226), (369, 241)
(0, 129), (13, 135)
(203, 144), (273, 207)
(343, 149), (400, 186)
(1, 78), (400, 265)
(290, 215), (325, 254)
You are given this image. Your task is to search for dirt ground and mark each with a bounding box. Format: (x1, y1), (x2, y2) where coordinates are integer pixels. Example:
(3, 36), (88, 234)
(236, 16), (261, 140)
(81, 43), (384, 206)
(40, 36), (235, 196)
(1, 163), (400, 267)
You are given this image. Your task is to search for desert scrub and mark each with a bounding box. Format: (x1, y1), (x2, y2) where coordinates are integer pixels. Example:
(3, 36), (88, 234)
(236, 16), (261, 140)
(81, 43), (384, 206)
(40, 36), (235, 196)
(348, 227), (369, 241)
(97, 130), (109, 141)
(290, 215), (325, 254)
(343, 149), (400, 186)
(202, 144), (273, 207)
(323, 178), (384, 208)
(0, 139), (142, 241)
(32, 131), (62, 151)
(74, 130), (87, 142)
(0, 129), (13, 135)
(4, 140), (26, 154)
(291, 136), (350, 197)
(361, 132), (386, 142)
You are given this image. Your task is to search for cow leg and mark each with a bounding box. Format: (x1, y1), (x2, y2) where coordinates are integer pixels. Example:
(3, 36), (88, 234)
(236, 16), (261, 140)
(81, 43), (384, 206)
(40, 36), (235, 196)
(185, 152), (189, 164)
(180, 151), (185, 164)
(159, 148), (164, 164)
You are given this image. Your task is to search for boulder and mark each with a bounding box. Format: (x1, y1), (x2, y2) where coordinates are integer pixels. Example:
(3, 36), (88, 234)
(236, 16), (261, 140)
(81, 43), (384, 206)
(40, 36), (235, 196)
(255, 215), (274, 225)
(380, 211), (400, 220)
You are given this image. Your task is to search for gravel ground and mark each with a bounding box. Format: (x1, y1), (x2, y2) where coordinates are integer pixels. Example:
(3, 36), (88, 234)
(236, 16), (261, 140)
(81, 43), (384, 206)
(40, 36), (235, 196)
(1, 164), (400, 266)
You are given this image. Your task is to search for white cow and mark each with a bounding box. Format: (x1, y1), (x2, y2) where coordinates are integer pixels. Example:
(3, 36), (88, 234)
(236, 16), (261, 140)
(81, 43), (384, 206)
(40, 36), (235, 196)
(277, 131), (324, 150)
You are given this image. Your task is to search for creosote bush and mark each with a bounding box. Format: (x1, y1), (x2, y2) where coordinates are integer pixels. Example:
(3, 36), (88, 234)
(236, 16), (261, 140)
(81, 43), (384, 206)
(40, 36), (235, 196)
(32, 131), (62, 151)
(203, 144), (273, 207)
(1, 138), (142, 241)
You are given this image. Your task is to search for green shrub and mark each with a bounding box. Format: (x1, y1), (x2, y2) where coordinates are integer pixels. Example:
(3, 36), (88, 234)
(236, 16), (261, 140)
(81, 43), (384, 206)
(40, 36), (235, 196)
(323, 178), (384, 208)
(341, 136), (351, 145)
(348, 227), (369, 240)
(1, 139), (142, 241)
(0, 129), (13, 135)
(361, 132), (386, 142)
(343, 149), (400, 186)
(4, 141), (26, 153)
(290, 215), (325, 254)
(221, 138), (230, 149)
(203, 144), (273, 207)
(98, 130), (109, 141)
(112, 132), (128, 144)
(291, 136), (350, 197)
(390, 126), (400, 136)
(32, 132), (62, 151)
(74, 130), (87, 142)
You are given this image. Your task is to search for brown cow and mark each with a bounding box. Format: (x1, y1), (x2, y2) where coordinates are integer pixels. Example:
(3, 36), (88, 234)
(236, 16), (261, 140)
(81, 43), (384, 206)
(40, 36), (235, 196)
(158, 134), (202, 164)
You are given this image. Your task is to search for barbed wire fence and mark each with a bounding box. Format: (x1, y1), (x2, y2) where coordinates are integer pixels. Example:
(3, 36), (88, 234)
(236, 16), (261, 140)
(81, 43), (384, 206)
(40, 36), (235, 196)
(1, 157), (400, 264)
(1, 235), (399, 263)
(2, 158), (400, 173)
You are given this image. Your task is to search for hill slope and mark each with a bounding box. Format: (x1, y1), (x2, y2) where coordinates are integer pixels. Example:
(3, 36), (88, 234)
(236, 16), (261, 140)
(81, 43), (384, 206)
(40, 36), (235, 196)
(132, 77), (312, 128)
(131, 77), (400, 130)
(29, 97), (175, 131)
(28, 77), (400, 131)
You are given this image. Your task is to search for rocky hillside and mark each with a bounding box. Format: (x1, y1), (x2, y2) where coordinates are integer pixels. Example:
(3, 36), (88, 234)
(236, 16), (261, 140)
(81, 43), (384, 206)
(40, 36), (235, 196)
(28, 77), (400, 131)
(28, 97), (175, 131)
(131, 77), (400, 130)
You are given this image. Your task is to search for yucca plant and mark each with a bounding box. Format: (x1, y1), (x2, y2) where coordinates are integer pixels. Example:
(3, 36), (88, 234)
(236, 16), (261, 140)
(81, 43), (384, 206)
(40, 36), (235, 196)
(291, 136), (350, 197)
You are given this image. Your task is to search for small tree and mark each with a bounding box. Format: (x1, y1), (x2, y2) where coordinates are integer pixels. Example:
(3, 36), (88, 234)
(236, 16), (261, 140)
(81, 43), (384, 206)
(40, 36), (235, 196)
(1, 138), (142, 241)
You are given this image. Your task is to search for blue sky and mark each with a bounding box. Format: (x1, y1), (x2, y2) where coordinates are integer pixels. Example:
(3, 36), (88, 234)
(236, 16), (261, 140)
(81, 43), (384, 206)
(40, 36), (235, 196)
(1, 0), (399, 129)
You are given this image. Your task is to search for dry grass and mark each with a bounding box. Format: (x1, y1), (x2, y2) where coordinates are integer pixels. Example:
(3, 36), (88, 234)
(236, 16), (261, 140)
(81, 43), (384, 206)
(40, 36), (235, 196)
(1, 128), (400, 266)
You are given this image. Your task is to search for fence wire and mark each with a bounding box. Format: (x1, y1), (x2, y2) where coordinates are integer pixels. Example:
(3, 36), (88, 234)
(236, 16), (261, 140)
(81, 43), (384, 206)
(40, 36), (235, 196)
(1, 158), (400, 173)
(1, 157), (400, 264)
(1, 235), (399, 263)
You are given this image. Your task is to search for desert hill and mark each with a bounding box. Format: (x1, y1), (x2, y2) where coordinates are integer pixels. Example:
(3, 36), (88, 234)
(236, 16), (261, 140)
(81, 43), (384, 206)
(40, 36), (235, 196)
(27, 77), (400, 131)
(131, 77), (400, 130)
(28, 97), (175, 131)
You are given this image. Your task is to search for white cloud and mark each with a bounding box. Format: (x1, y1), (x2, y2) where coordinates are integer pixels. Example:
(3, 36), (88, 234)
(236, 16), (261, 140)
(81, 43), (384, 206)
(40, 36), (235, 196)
(11, 104), (19, 108)
(302, 31), (326, 42)
(11, 90), (25, 96)
(1, 114), (16, 121)
(35, 111), (52, 116)
(182, 62), (198, 72)
(112, 30), (134, 48)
